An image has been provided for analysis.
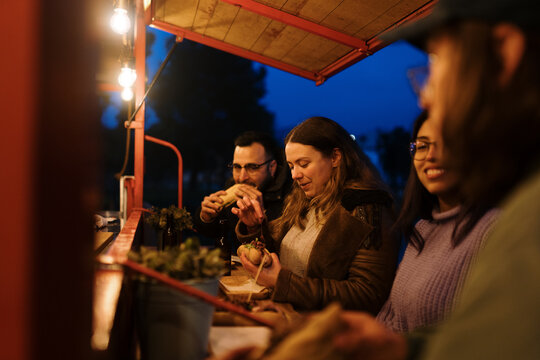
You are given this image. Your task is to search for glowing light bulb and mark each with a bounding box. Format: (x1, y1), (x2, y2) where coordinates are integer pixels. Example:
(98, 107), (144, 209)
(110, 8), (131, 35)
(121, 87), (134, 101)
(118, 67), (137, 87)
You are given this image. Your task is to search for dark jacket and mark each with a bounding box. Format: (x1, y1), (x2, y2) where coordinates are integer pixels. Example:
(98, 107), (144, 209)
(237, 189), (399, 312)
(193, 162), (292, 249)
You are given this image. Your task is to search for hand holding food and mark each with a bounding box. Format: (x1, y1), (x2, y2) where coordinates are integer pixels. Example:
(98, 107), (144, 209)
(237, 239), (273, 267)
(238, 240), (281, 288)
(218, 184), (244, 208)
(233, 184), (264, 209)
(200, 190), (227, 223)
(200, 184), (254, 223)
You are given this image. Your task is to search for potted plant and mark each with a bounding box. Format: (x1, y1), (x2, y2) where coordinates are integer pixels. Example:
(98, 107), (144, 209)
(128, 237), (226, 360)
(144, 205), (193, 249)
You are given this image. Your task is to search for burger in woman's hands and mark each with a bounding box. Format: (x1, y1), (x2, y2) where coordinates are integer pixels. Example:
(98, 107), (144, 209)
(237, 239), (272, 267)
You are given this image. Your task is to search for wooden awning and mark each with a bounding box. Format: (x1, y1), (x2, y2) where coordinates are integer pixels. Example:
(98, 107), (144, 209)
(148, 0), (435, 84)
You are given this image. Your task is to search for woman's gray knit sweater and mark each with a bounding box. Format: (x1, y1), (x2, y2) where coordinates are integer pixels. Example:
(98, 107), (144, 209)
(376, 207), (499, 332)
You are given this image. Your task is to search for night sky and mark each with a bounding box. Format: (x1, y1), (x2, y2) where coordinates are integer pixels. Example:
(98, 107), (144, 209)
(103, 27), (428, 141)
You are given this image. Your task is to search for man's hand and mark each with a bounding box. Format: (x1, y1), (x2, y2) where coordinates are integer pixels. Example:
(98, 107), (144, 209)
(234, 184), (265, 211)
(333, 312), (407, 360)
(200, 190), (228, 223)
(201, 184), (264, 224)
(231, 196), (265, 228)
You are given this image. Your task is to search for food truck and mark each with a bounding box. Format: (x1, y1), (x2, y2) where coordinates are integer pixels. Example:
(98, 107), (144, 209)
(1, 0), (434, 358)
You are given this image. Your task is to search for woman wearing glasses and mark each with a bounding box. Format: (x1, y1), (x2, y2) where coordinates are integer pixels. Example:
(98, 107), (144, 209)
(375, 111), (499, 332)
(231, 117), (400, 312)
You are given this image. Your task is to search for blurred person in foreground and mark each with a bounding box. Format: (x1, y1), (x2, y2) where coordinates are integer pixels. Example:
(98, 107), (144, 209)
(332, 0), (540, 359)
(376, 111), (499, 333)
(193, 131), (291, 248)
(232, 117), (400, 311)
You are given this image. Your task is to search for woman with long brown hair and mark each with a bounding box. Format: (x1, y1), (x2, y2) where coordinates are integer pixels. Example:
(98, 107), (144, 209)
(231, 116), (399, 312)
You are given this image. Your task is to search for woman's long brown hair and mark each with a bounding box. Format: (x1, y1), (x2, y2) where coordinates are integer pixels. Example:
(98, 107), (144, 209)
(270, 117), (389, 238)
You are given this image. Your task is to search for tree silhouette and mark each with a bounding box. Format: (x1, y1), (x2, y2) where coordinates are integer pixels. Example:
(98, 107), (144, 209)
(376, 126), (411, 200)
(144, 39), (274, 208)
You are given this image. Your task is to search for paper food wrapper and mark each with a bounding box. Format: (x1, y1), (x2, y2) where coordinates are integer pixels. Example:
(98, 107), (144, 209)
(220, 275), (267, 294)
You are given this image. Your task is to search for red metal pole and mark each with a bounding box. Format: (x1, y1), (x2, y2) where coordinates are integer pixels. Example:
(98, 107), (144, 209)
(133, 0), (146, 212)
(144, 135), (183, 207)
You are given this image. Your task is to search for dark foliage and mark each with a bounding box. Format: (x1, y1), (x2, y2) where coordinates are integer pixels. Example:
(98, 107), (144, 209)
(375, 126), (411, 200)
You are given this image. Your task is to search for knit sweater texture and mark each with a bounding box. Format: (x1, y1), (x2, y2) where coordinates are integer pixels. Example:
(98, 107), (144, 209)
(376, 206), (499, 332)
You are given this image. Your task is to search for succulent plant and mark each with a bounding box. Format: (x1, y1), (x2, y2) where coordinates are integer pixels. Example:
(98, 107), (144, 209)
(145, 205), (193, 233)
(128, 237), (225, 280)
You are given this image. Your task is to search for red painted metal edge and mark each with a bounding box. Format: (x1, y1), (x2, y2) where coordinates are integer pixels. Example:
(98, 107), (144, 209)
(220, 0), (367, 51)
(317, 48), (369, 82)
(123, 259), (276, 327)
(144, 0), (152, 25)
(134, 0), (146, 210)
(144, 135), (183, 208)
(105, 210), (142, 262)
(318, 1), (436, 82)
(149, 20), (318, 82)
(379, 0), (436, 36)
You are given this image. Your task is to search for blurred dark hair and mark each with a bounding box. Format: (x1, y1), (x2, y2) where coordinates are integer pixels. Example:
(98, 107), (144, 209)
(234, 131), (281, 161)
(393, 111), (436, 251)
(439, 22), (540, 210)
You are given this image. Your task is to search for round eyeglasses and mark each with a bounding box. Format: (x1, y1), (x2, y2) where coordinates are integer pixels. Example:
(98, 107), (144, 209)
(228, 159), (273, 174)
(409, 140), (436, 161)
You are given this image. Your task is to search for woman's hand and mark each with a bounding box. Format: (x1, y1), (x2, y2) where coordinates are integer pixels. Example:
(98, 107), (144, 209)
(231, 196), (265, 228)
(239, 252), (281, 288)
(332, 312), (407, 360)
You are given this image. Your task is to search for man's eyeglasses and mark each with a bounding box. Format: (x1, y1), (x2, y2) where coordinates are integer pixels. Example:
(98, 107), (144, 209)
(228, 159), (273, 174)
(409, 140), (436, 161)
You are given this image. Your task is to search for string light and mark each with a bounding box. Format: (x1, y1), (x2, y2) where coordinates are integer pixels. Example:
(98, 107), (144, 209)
(121, 87), (134, 102)
(118, 66), (137, 88)
(110, 7), (131, 35)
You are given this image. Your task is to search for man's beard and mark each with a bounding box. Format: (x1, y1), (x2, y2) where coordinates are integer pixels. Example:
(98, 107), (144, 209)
(237, 171), (272, 190)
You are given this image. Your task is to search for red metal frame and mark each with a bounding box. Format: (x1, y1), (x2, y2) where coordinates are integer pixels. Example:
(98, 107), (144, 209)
(130, 0), (436, 212)
(105, 210), (143, 261)
(144, 135), (183, 207)
(133, 0), (147, 212)
(148, 1), (435, 85)
(93, 210), (142, 349)
(318, 1), (436, 83)
(220, 0), (368, 51)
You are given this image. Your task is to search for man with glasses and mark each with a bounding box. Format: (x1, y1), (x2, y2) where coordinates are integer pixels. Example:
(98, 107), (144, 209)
(193, 131), (292, 248)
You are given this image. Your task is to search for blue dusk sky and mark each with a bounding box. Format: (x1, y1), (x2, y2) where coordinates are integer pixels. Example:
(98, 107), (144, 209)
(103, 27), (428, 140)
